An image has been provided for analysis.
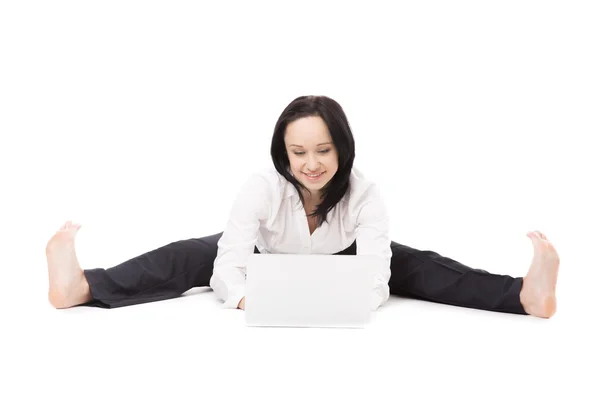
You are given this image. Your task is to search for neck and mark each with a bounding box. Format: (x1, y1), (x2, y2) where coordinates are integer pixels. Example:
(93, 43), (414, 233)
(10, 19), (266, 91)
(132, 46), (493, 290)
(302, 188), (320, 201)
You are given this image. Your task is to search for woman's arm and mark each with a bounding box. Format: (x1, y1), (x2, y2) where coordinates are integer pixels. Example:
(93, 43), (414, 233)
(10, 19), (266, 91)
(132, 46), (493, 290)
(209, 173), (271, 309)
(354, 183), (393, 311)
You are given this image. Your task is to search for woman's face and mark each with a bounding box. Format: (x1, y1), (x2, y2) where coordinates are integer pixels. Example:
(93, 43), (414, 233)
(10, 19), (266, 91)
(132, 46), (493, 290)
(284, 116), (339, 198)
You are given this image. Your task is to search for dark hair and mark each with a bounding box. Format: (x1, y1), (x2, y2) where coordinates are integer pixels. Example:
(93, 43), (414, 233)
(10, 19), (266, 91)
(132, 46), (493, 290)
(270, 95), (356, 227)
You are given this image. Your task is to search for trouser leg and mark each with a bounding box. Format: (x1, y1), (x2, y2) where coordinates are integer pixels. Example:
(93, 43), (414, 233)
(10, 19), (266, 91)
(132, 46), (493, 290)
(388, 241), (526, 314)
(82, 232), (225, 308)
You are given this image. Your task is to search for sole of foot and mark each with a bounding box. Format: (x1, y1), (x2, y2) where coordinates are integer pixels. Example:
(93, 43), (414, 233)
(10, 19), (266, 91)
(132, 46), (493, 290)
(520, 230), (560, 318)
(46, 221), (90, 309)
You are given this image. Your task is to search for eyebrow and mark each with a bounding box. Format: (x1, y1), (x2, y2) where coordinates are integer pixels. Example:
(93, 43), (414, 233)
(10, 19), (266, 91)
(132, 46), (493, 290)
(289, 142), (332, 147)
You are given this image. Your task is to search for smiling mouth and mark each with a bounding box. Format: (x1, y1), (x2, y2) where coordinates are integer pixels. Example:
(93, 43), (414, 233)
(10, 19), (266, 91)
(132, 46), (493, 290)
(303, 172), (325, 180)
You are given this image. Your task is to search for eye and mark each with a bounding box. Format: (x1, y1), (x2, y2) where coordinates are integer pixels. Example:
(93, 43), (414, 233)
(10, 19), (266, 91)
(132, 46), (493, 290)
(292, 149), (330, 156)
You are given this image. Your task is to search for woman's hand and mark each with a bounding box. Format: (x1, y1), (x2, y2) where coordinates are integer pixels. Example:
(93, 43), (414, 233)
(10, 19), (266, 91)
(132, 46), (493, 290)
(238, 297), (246, 310)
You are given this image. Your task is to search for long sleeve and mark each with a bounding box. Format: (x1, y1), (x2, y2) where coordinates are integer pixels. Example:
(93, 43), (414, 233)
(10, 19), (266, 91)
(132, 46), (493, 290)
(354, 183), (392, 311)
(209, 173), (271, 309)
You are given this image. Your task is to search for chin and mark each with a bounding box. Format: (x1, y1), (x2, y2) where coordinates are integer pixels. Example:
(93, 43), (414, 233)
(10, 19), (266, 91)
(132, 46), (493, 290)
(306, 178), (331, 190)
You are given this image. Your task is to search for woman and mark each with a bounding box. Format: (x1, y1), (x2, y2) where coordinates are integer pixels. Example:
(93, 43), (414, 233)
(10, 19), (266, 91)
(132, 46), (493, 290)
(45, 95), (560, 318)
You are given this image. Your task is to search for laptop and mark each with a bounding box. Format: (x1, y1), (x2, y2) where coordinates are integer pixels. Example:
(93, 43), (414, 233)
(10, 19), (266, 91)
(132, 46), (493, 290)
(244, 253), (377, 328)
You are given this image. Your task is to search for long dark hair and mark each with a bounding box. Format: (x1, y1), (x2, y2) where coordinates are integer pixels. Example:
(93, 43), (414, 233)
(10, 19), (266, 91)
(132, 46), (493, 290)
(270, 95), (356, 227)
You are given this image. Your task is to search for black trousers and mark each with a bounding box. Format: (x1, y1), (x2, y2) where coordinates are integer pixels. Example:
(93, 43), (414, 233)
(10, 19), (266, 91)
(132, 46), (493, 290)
(82, 232), (527, 314)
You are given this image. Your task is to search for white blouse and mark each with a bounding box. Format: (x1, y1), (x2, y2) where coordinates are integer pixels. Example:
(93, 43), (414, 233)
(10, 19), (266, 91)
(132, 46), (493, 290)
(209, 166), (392, 311)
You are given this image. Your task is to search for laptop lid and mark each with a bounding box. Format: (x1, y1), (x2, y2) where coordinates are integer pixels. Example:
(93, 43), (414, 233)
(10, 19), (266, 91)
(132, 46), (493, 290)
(244, 253), (377, 328)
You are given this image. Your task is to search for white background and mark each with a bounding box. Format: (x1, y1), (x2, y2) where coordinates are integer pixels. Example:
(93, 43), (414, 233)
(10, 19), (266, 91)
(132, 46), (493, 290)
(1, 1), (599, 399)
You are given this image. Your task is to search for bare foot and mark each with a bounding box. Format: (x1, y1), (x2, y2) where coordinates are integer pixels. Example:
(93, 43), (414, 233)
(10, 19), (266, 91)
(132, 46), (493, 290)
(520, 230), (560, 318)
(46, 221), (91, 308)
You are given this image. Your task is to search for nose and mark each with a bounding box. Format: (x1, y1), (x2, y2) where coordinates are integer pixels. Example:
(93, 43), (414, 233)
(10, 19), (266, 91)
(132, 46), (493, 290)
(306, 154), (321, 171)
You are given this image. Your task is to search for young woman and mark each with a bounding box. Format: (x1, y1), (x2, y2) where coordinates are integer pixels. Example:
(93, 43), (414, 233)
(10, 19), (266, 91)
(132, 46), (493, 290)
(45, 95), (560, 318)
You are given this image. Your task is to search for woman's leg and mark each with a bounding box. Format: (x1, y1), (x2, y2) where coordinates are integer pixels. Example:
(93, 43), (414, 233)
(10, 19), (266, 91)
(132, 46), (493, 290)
(46, 221), (225, 309)
(388, 231), (560, 318)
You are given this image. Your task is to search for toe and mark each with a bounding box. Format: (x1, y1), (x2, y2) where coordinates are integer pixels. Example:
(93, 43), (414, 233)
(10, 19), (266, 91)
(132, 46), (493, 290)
(527, 232), (540, 241)
(535, 230), (547, 240)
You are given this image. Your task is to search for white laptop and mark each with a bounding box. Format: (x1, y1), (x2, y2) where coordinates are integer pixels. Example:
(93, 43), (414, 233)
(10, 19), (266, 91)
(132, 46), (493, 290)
(244, 253), (377, 328)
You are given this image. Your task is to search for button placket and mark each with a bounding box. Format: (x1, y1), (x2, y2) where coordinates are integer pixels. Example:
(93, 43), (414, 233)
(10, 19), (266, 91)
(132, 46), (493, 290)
(293, 199), (311, 252)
